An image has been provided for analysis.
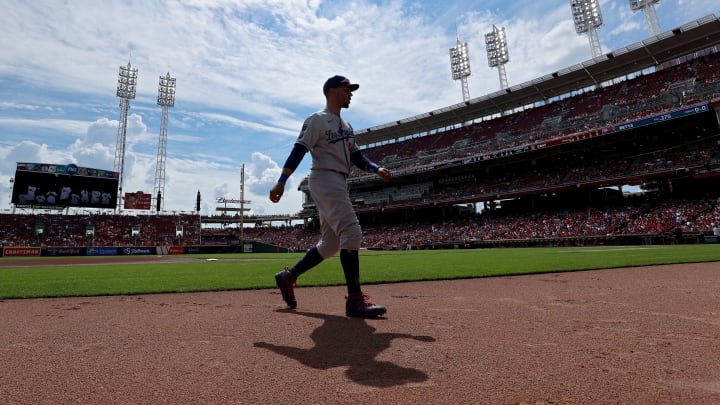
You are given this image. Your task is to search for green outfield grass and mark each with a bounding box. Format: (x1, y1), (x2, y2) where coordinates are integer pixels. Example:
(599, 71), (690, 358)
(1, 245), (719, 299)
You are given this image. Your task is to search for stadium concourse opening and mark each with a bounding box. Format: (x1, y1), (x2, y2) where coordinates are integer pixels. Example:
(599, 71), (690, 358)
(3, 15), (720, 256)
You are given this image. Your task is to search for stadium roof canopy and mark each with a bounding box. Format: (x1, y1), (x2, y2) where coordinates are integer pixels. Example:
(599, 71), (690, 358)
(356, 14), (720, 146)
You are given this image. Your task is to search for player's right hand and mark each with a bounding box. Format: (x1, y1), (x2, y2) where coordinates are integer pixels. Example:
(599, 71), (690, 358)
(269, 183), (284, 203)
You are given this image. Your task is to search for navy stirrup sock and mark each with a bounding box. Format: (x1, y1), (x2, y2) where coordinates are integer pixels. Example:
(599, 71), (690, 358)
(289, 246), (324, 277)
(340, 249), (361, 295)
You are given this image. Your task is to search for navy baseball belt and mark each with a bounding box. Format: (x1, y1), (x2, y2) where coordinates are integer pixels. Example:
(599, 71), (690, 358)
(311, 168), (349, 178)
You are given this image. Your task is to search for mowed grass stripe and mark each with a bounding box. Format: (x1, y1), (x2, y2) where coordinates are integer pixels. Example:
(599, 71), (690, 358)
(1, 245), (719, 299)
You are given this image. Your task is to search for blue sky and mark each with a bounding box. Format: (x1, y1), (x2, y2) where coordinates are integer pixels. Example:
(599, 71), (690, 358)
(1, 0), (718, 215)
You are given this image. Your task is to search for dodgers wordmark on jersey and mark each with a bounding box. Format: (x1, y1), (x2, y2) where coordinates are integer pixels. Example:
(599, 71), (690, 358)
(296, 107), (359, 176)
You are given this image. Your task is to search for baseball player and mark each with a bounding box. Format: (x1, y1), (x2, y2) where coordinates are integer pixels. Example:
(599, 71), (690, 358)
(269, 75), (391, 317)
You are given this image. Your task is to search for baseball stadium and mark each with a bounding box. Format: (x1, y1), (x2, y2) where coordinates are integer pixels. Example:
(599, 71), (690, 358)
(2, 4), (720, 405)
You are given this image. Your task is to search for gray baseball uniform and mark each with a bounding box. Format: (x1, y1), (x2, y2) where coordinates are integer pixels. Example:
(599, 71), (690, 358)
(296, 107), (362, 257)
(271, 75), (388, 317)
(296, 107), (359, 176)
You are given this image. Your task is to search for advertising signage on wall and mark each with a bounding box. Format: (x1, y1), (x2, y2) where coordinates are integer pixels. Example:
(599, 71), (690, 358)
(11, 162), (119, 209)
(124, 191), (152, 210)
(3, 247), (41, 257)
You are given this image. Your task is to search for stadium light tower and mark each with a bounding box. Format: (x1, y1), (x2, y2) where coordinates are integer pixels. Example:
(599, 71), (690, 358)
(485, 25), (510, 90)
(629, 0), (662, 37)
(114, 61), (138, 211)
(570, 0), (604, 58)
(153, 72), (176, 213)
(449, 36), (471, 102)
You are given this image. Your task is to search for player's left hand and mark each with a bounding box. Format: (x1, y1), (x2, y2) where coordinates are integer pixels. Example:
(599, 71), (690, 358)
(377, 167), (392, 182)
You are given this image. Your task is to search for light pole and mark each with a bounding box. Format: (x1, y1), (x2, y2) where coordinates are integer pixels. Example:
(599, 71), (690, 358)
(239, 164), (251, 252)
(114, 61), (138, 211)
(485, 25), (510, 91)
(154, 72), (176, 213)
(629, 0), (662, 37)
(450, 37), (471, 102)
(570, 0), (604, 58)
(196, 190), (202, 245)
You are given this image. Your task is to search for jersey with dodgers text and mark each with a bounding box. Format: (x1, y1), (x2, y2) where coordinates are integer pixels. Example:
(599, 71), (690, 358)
(295, 108), (358, 175)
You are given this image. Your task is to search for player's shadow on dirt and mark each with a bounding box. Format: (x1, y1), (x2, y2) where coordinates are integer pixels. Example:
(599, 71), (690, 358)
(254, 311), (435, 387)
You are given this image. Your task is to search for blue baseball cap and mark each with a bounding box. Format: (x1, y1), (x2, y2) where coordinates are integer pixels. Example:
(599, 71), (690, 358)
(323, 75), (359, 95)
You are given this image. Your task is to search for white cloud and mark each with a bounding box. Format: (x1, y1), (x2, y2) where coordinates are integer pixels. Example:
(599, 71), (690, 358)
(0, 141), (57, 173)
(0, 118), (90, 136)
(189, 112), (298, 137)
(85, 118), (121, 146)
(67, 140), (115, 172)
(247, 152), (281, 196)
(0, 102), (60, 112)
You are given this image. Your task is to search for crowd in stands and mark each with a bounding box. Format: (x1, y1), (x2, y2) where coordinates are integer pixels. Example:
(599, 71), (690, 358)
(0, 213), (199, 247)
(347, 134), (720, 214)
(354, 50), (720, 179)
(1, 196), (719, 249)
(243, 196), (720, 250)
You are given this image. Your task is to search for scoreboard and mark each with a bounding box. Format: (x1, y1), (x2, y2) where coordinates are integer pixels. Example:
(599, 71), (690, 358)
(11, 162), (119, 209)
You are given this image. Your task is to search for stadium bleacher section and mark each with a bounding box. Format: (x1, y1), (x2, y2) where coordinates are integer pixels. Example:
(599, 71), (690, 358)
(0, 214), (199, 248)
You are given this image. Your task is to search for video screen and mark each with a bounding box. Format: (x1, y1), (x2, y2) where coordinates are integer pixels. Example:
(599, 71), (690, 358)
(11, 163), (119, 209)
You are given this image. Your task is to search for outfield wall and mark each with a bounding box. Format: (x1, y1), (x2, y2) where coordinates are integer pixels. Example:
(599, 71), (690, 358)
(0, 240), (291, 258)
